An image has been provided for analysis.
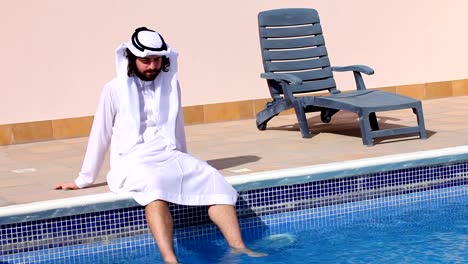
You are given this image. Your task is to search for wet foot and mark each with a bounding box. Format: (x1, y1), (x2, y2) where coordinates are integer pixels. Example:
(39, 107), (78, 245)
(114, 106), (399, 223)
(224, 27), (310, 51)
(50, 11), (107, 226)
(230, 247), (268, 257)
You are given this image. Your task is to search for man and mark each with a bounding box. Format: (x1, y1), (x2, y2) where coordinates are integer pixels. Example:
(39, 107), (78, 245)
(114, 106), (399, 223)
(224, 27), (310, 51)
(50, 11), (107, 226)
(55, 27), (264, 264)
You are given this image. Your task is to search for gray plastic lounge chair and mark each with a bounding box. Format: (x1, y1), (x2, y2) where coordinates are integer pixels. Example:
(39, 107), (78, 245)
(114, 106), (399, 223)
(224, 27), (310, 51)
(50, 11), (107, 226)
(256, 8), (427, 146)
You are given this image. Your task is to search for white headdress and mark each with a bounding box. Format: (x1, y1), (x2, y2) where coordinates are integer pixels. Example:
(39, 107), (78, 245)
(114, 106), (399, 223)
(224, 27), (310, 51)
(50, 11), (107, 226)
(115, 27), (186, 154)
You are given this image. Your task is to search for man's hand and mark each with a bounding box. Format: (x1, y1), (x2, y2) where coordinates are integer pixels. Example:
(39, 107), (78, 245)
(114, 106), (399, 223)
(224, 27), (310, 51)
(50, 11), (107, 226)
(54, 182), (79, 190)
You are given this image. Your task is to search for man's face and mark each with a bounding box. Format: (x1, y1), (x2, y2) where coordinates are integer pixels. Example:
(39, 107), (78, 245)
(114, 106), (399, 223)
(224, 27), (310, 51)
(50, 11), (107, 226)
(135, 55), (163, 81)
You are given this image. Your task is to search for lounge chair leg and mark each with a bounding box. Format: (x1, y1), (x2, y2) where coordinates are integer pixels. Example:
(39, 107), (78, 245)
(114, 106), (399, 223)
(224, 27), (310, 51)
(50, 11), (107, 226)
(358, 113), (373, 146)
(294, 104), (311, 138)
(255, 99), (290, 131)
(413, 107), (427, 139)
(256, 109), (275, 131)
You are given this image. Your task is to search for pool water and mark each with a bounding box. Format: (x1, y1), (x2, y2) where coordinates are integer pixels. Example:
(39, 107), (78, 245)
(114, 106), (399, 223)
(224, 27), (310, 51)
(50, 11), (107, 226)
(47, 188), (467, 264)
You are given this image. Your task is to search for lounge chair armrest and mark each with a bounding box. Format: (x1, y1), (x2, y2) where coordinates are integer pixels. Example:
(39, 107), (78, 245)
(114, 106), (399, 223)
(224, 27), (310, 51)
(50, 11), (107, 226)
(331, 65), (374, 91)
(260, 73), (301, 103)
(260, 73), (303, 85)
(332, 65), (374, 75)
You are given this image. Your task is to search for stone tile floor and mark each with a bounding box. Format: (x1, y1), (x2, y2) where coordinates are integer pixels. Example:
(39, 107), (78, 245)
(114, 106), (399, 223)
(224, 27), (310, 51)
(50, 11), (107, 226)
(0, 96), (466, 207)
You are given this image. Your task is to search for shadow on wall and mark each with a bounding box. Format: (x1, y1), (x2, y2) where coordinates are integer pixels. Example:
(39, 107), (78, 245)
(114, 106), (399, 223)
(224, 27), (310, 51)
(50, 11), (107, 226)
(207, 155), (261, 170)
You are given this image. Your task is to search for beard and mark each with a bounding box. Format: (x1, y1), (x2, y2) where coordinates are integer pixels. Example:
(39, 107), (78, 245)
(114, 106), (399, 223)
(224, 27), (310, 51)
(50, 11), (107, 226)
(135, 68), (161, 81)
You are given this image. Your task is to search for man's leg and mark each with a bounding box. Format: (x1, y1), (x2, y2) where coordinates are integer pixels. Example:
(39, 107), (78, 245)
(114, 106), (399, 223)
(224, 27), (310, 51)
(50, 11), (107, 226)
(208, 204), (266, 257)
(145, 200), (179, 264)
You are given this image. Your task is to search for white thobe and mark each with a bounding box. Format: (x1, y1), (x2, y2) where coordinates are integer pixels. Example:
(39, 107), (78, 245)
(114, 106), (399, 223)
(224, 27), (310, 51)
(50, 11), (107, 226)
(74, 76), (238, 206)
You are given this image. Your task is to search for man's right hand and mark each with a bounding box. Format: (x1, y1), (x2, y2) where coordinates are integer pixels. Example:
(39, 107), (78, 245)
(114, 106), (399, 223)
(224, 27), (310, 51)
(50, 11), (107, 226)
(54, 182), (79, 190)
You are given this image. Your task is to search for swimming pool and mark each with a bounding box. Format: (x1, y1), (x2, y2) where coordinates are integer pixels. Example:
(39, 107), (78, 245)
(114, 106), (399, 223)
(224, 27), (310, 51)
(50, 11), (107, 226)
(49, 185), (466, 264)
(1, 146), (467, 263)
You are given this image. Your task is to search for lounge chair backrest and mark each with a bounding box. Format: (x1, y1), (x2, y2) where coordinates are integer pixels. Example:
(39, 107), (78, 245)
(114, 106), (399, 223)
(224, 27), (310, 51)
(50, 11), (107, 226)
(258, 8), (337, 95)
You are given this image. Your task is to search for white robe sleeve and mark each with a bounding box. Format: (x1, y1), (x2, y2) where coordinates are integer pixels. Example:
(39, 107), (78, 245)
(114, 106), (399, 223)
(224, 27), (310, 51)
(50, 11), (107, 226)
(175, 109), (187, 153)
(175, 82), (188, 153)
(74, 83), (116, 188)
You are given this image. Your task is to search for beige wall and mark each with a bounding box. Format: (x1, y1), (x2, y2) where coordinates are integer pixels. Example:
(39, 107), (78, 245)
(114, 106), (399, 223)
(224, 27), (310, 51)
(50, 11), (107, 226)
(1, 0), (468, 124)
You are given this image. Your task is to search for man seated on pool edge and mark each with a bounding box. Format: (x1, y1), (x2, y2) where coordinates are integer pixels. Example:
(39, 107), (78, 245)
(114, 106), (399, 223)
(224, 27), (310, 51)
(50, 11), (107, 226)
(54, 27), (266, 263)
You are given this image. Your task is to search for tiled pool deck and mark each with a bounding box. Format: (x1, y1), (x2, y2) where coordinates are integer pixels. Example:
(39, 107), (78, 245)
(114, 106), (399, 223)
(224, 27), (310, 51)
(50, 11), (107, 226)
(0, 95), (467, 207)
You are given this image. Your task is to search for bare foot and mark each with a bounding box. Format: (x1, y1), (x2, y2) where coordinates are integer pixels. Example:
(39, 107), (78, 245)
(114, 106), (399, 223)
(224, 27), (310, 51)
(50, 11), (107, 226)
(230, 247), (267, 257)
